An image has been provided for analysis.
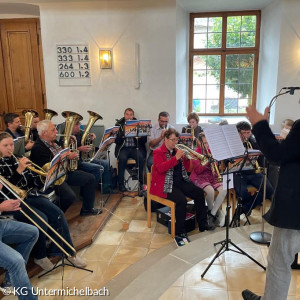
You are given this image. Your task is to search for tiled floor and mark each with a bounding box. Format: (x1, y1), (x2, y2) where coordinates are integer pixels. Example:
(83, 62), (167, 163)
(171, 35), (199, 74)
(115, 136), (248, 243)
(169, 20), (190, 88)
(4, 197), (300, 300)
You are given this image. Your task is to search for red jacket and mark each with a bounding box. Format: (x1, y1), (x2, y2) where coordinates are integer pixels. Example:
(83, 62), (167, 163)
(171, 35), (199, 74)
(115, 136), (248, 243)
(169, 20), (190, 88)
(150, 143), (189, 198)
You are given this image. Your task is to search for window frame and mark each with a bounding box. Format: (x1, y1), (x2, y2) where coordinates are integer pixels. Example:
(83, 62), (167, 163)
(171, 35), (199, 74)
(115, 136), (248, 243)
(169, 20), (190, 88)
(189, 10), (261, 116)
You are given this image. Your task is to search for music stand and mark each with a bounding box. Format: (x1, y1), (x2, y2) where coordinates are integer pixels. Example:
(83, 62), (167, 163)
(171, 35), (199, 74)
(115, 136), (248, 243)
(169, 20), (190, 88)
(39, 152), (93, 279)
(201, 156), (266, 278)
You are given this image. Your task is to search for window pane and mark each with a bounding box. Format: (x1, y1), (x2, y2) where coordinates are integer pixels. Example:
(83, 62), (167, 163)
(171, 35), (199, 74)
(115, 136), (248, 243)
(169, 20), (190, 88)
(194, 17), (222, 49)
(238, 98), (250, 113)
(224, 98), (238, 113)
(227, 16), (241, 32)
(227, 32), (240, 48)
(194, 33), (207, 48)
(207, 85), (220, 99)
(241, 15), (256, 32)
(193, 99), (206, 113)
(241, 32), (255, 47)
(207, 70), (220, 84)
(193, 70), (206, 84)
(193, 85), (206, 99)
(206, 100), (219, 113)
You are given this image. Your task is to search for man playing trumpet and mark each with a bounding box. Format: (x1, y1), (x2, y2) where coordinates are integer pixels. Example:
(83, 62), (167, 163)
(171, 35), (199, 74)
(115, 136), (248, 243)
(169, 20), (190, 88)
(0, 131), (86, 271)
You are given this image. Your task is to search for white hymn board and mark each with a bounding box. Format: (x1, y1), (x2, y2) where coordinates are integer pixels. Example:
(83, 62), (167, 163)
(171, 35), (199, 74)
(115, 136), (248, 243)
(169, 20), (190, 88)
(56, 44), (91, 86)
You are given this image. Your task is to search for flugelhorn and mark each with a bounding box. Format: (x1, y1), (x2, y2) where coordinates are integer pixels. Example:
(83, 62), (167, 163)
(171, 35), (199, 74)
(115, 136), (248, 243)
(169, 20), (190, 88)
(10, 152), (65, 185)
(198, 133), (222, 182)
(43, 109), (58, 121)
(175, 144), (209, 165)
(0, 175), (75, 257)
(22, 109), (38, 142)
(81, 110), (103, 162)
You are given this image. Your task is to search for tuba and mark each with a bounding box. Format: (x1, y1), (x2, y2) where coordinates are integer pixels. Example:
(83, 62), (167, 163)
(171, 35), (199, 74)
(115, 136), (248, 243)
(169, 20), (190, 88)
(81, 110), (103, 162)
(43, 109), (58, 121)
(61, 111), (83, 171)
(22, 109), (38, 142)
(175, 144), (209, 165)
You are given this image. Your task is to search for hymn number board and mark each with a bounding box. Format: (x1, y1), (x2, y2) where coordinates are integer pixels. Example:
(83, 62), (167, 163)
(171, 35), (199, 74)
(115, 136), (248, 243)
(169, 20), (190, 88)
(56, 44), (91, 86)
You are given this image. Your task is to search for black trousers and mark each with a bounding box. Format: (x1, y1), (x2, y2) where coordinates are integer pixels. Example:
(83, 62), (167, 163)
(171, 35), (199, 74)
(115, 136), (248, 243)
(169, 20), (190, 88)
(167, 180), (206, 234)
(56, 170), (96, 212)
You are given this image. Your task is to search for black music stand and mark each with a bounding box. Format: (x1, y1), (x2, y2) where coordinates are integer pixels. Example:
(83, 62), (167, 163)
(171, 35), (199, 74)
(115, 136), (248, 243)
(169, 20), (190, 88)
(39, 158), (93, 279)
(201, 156), (266, 278)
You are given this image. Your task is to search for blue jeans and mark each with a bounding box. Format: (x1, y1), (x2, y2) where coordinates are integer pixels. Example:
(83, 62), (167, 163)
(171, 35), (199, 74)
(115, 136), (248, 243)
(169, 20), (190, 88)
(233, 173), (274, 213)
(13, 196), (74, 258)
(0, 219), (38, 300)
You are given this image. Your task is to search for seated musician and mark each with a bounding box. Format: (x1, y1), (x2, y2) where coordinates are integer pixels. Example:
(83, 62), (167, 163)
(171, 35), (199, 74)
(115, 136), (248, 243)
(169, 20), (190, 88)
(4, 113), (34, 151)
(30, 120), (102, 215)
(234, 121), (274, 215)
(115, 108), (147, 192)
(150, 128), (214, 238)
(72, 120), (111, 194)
(181, 112), (203, 149)
(0, 132), (86, 271)
(190, 133), (226, 228)
(0, 193), (38, 300)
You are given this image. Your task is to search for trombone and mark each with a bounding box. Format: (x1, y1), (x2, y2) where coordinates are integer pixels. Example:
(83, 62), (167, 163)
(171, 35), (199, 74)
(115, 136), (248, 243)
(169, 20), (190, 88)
(0, 175), (76, 257)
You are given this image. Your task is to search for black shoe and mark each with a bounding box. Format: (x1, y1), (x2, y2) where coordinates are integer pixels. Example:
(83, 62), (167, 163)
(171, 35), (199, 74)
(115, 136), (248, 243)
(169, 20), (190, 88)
(119, 184), (127, 193)
(174, 233), (190, 247)
(179, 233), (191, 243)
(199, 222), (216, 232)
(207, 213), (217, 229)
(80, 208), (102, 216)
(242, 289), (261, 300)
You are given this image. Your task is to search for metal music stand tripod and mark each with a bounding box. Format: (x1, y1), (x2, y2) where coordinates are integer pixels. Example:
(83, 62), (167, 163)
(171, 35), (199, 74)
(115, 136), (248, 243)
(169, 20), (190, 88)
(201, 157), (266, 278)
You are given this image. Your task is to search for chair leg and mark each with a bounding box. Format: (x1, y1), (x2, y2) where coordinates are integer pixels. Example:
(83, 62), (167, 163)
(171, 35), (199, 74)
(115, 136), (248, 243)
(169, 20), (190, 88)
(170, 205), (175, 238)
(147, 196), (152, 229)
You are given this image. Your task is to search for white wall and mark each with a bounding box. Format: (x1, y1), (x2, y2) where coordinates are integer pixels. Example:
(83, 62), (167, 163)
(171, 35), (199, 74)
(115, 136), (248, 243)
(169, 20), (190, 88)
(38, 0), (177, 128)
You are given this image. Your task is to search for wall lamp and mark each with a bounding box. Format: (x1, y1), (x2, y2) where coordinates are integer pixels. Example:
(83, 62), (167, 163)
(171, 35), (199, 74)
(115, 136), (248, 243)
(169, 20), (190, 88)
(99, 49), (112, 69)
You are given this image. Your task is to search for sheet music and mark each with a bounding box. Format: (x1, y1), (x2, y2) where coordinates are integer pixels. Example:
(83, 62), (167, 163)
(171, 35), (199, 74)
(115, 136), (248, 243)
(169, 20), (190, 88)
(203, 125), (245, 161)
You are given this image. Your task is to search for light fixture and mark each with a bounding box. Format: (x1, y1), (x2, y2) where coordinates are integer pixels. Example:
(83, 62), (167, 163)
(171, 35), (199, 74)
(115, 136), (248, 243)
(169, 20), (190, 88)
(99, 49), (112, 69)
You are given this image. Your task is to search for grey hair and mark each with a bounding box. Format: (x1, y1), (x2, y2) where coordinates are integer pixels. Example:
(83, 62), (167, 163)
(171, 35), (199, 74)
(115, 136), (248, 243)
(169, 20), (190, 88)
(37, 120), (52, 136)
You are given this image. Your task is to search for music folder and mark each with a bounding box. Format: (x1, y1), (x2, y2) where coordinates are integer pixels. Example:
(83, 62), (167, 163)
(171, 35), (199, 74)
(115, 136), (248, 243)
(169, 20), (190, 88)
(42, 148), (69, 191)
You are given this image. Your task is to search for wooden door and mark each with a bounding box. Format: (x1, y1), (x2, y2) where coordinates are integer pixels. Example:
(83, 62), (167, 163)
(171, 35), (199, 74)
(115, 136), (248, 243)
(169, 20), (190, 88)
(0, 19), (46, 130)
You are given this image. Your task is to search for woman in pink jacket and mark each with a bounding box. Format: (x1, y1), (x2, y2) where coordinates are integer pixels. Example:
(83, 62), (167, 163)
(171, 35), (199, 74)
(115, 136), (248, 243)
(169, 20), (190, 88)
(150, 128), (214, 238)
(190, 133), (226, 228)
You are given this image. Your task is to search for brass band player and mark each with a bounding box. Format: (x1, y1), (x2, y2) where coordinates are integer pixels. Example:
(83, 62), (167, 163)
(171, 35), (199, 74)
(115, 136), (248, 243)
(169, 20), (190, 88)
(30, 120), (102, 216)
(0, 132), (86, 271)
(234, 121), (274, 216)
(181, 112), (203, 149)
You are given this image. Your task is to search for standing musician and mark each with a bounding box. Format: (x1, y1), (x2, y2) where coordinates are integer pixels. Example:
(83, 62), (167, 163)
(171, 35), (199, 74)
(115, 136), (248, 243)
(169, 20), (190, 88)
(242, 106), (300, 300)
(30, 120), (101, 215)
(234, 121), (274, 216)
(0, 192), (38, 300)
(147, 111), (174, 171)
(115, 108), (147, 192)
(150, 128), (214, 239)
(72, 120), (111, 194)
(190, 133), (226, 228)
(0, 132), (86, 271)
(4, 113), (34, 151)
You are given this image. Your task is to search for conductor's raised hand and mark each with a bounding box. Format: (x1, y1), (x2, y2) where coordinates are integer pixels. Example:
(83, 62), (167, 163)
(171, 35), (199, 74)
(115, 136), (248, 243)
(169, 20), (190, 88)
(246, 106), (269, 126)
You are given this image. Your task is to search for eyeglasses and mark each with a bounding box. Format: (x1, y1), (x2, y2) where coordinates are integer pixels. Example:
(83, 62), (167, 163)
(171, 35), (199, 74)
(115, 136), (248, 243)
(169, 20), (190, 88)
(168, 138), (179, 142)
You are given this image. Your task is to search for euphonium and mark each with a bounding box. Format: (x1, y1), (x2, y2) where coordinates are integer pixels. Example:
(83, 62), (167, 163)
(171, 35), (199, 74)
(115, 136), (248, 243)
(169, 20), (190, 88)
(22, 109), (38, 142)
(198, 133), (222, 182)
(81, 110), (103, 162)
(175, 144), (209, 165)
(0, 175), (75, 257)
(43, 109), (58, 120)
(61, 111), (83, 171)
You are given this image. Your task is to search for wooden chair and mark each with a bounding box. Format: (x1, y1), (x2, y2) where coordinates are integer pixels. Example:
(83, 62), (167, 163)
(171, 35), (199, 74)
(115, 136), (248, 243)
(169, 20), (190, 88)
(147, 172), (177, 237)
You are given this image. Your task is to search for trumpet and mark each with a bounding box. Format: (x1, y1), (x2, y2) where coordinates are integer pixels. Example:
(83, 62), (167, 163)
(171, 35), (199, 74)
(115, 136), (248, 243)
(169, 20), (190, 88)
(198, 133), (222, 182)
(0, 175), (76, 257)
(175, 144), (209, 165)
(244, 138), (263, 173)
(10, 152), (65, 185)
